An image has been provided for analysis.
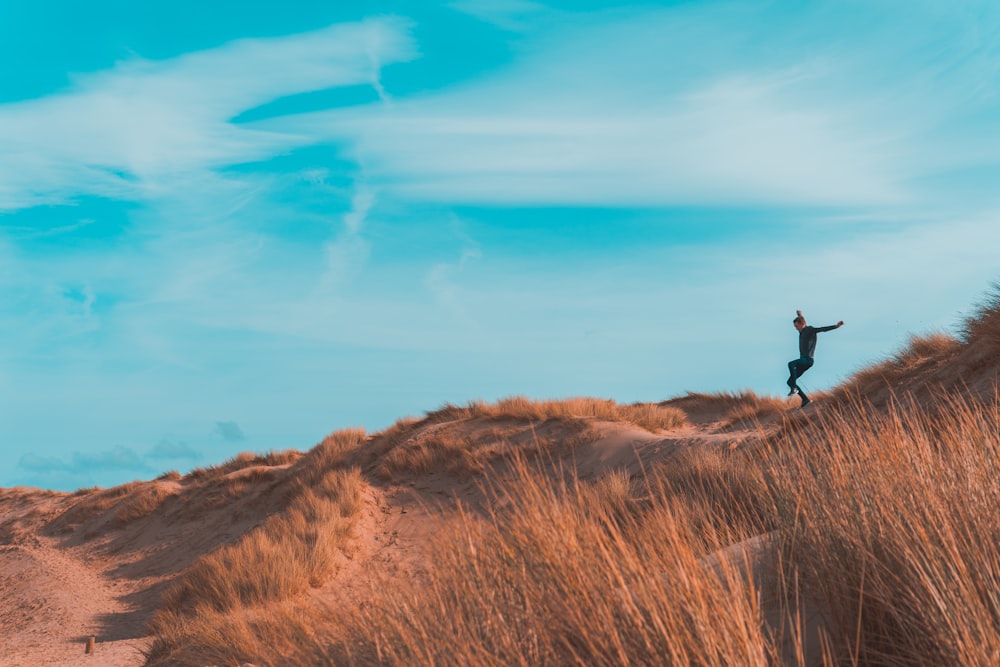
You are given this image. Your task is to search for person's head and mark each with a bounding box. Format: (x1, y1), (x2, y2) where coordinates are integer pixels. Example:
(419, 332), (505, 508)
(793, 314), (806, 331)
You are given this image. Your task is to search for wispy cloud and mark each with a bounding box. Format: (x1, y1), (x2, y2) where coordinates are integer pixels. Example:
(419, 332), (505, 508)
(450, 0), (547, 31)
(20, 445), (151, 474)
(148, 439), (202, 461)
(0, 17), (416, 211)
(16, 438), (205, 488)
(267, 2), (1000, 209)
(320, 185), (376, 291)
(74, 445), (149, 471)
(424, 214), (483, 312)
(0, 19), (418, 374)
(19, 453), (73, 473)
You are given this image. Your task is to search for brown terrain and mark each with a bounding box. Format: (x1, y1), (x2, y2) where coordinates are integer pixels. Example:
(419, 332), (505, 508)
(2, 289), (999, 667)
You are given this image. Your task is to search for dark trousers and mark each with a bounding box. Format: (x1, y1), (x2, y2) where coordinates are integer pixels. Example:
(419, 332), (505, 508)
(787, 357), (814, 394)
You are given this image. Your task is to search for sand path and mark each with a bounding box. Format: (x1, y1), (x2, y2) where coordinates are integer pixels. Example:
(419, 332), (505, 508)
(0, 534), (151, 666)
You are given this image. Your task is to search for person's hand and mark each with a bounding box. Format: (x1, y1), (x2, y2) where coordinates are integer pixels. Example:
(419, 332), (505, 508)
(837, 320), (845, 327)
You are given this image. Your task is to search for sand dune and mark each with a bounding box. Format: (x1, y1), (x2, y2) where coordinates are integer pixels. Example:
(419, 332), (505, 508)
(3, 292), (1000, 666)
(0, 402), (768, 666)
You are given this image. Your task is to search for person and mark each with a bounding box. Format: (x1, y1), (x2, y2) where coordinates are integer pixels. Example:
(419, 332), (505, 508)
(787, 310), (844, 407)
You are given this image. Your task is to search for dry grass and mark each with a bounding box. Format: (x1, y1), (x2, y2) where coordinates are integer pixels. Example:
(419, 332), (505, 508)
(376, 432), (488, 479)
(662, 390), (789, 427)
(426, 396), (687, 432)
(304, 394), (1000, 666)
(176, 466), (285, 514)
(718, 390), (794, 428)
(321, 457), (777, 666)
(960, 282), (1000, 350)
(140, 388), (1000, 667)
(159, 471), (361, 611)
(111, 483), (177, 526)
(306, 394), (1000, 667)
(50, 481), (144, 528)
(838, 332), (960, 399)
(765, 394), (1000, 665)
(314, 399), (685, 486)
(144, 603), (330, 667)
(146, 462), (366, 666)
(290, 428), (368, 484)
(650, 447), (776, 547)
(373, 423), (594, 482)
(186, 449), (302, 482)
(892, 331), (960, 364)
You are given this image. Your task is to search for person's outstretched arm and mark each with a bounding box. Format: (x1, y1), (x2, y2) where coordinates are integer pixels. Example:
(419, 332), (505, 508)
(815, 321), (845, 333)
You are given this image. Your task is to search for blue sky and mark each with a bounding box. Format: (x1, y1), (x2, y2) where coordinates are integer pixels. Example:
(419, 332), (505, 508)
(3, 0), (1000, 490)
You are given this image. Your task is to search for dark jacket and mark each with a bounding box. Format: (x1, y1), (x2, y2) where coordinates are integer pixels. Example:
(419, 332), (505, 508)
(799, 324), (838, 359)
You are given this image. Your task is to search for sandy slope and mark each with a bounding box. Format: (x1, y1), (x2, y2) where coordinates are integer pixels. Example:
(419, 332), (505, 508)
(0, 399), (786, 667)
(0, 491), (153, 666)
(0, 541), (150, 666)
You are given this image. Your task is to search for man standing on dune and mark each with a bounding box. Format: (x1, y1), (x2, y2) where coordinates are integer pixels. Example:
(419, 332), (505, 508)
(787, 310), (844, 407)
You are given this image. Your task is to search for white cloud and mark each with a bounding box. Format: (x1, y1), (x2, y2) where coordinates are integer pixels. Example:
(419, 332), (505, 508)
(0, 17), (417, 211)
(424, 218), (483, 312)
(450, 0), (547, 31)
(148, 439), (201, 461)
(261, 2), (1000, 209)
(319, 185), (376, 292)
(264, 14), (893, 206)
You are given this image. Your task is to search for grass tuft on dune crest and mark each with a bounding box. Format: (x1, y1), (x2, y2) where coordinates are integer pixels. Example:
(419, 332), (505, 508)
(144, 436), (367, 667)
(425, 395), (687, 432)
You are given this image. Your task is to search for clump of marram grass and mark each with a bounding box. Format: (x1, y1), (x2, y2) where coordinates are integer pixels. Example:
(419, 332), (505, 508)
(718, 390), (793, 428)
(613, 400), (689, 431)
(836, 331), (960, 399)
(650, 446), (777, 548)
(292, 428), (368, 480)
(49, 481), (144, 528)
(375, 432), (491, 479)
(960, 281), (1000, 350)
(145, 465), (365, 667)
(425, 396), (687, 432)
(373, 419), (601, 483)
(144, 602), (331, 667)
(111, 483), (177, 526)
(315, 456), (778, 667)
(765, 393), (1000, 666)
(186, 449), (302, 482)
